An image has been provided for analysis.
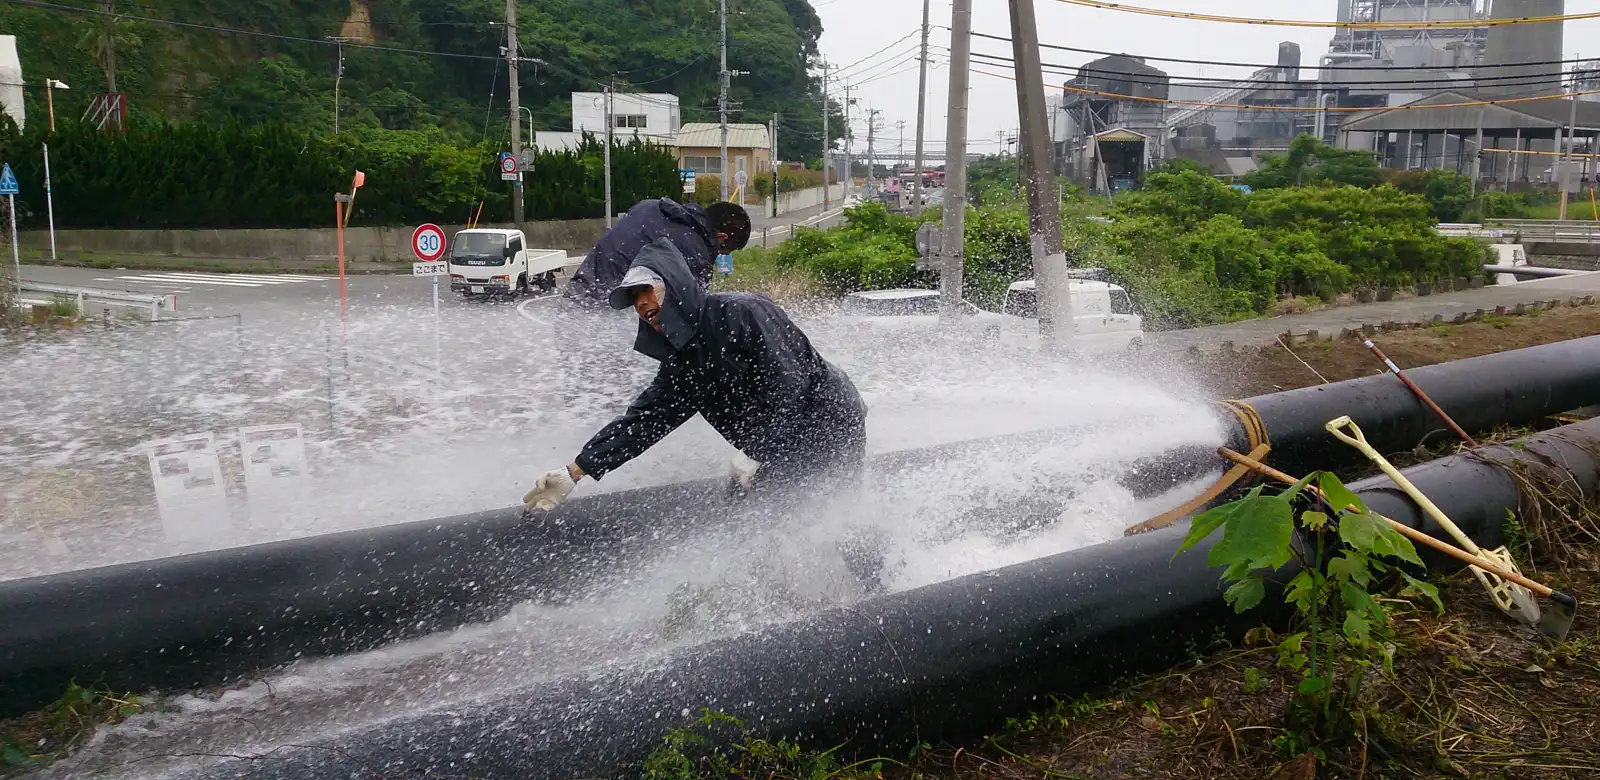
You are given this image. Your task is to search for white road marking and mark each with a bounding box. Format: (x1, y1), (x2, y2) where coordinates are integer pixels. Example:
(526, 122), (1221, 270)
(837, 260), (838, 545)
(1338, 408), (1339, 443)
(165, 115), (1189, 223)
(98, 275), (265, 288)
(91, 272), (332, 289)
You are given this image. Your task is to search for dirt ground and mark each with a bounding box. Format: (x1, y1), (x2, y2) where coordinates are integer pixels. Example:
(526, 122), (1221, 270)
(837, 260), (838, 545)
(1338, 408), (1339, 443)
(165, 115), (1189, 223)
(1197, 303), (1600, 399)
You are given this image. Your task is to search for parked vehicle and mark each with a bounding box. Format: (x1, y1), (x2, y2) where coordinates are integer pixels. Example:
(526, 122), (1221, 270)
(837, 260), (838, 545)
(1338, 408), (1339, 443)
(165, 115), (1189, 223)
(838, 278), (1144, 354)
(997, 279), (1144, 353)
(839, 289), (990, 333)
(447, 229), (569, 298)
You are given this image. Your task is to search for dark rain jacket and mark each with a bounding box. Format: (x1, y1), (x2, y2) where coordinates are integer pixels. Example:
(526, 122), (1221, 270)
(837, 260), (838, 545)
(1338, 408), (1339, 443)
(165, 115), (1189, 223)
(575, 238), (867, 485)
(566, 198), (719, 304)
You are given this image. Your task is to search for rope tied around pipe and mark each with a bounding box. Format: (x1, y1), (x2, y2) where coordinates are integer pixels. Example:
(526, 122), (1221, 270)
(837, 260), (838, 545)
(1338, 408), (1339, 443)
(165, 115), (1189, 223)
(1124, 400), (1274, 537)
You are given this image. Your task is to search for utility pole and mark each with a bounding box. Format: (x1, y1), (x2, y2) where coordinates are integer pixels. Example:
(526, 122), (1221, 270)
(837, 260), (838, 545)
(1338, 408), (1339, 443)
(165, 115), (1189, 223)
(913, 0), (931, 208)
(100, 0), (118, 94)
(719, 0), (730, 200)
(770, 113), (779, 219)
(1009, 0), (1072, 349)
(866, 108), (880, 199)
(1472, 106), (1485, 197)
(821, 62), (832, 210)
(1561, 66), (1580, 220)
(506, 0), (525, 232)
(843, 85), (856, 198)
(604, 79), (615, 229)
(328, 38), (349, 134)
(940, 0), (972, 317)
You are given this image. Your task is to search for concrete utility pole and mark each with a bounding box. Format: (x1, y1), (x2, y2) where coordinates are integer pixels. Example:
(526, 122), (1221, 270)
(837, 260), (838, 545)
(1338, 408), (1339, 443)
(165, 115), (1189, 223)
(913, 0), (931, 208)
(1472, 106), (1485, 197)
(770, 113), (779, 219)
(1561, 68), (1579, 220)
(506, 0), (525, 232)
(101, 0), (118, 93)
(866, 108), (880, 198)
(821, 62), (832, 210)
(328, 38), (349, 134)
(843, 85), (856, 197)
(719, 0), (730, 200)
(1009, 0), (1072, 349)
(604, 80), (615, 229)
(940, 0), (972, 316)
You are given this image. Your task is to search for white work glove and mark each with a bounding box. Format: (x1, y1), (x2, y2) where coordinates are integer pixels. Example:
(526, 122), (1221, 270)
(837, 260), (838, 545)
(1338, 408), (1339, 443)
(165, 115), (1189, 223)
(522, 468), (577, 511)
(728, 455), (762, 495)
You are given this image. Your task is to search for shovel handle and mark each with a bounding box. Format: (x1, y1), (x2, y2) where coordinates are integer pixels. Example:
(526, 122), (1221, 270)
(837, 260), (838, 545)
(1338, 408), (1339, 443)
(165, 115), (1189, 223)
(1364, 340), (1478, 447)
(1217, 448), (1556, 599)
(1324, 417), (1487, 557)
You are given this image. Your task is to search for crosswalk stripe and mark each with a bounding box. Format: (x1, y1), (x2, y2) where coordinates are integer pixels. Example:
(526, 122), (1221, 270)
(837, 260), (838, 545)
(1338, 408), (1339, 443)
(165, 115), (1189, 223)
(92, 278), (194, 291)
(109, 274), (266, 288)
(144, 272), (307, 285)
(163, 272), (328, 282)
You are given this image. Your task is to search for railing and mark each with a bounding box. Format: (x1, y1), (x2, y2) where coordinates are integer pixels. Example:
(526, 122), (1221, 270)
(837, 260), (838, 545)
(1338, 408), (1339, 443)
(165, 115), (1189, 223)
(1483, 219), (1600, 244)
(17, 281), (177, 321)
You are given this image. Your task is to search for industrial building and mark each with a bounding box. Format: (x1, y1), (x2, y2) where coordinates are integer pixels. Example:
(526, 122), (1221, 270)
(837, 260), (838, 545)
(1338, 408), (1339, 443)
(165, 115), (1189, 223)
(1059, 0), (1573, 191)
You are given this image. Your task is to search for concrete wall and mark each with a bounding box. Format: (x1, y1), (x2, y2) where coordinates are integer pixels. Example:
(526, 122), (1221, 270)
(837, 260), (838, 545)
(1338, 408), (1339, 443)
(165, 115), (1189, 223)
(776, 183), (847, 215)
(17, 219), (610, 263)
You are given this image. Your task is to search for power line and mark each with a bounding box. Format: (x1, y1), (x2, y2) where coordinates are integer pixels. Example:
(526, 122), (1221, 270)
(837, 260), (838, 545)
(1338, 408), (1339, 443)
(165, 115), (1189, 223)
(967, 51), (1592, 94)
(1047, 0), (1600, 29)
(972, 66), (1600, 113)
(970, 31), (1600, 74)
(830, 29), (923, 76)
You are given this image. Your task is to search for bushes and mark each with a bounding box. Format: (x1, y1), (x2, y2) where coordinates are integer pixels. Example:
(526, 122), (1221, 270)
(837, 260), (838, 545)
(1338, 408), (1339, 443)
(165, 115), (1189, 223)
(765, 202), (931, 295)
(1385, 169), (1474, 222)
(0, 116), (680, 229)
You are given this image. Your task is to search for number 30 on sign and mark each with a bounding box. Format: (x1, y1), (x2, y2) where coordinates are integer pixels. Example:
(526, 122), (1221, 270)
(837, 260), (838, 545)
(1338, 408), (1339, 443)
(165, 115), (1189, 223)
(411, 223), (448, 263)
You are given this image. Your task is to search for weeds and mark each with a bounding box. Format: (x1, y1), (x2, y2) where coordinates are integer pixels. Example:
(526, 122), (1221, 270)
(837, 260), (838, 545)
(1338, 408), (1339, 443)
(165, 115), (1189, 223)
(1482, 314), (1511, 330)
(640, 710), (888, 780)
(46, 294), (79, 318)
(1178, 472), (1442, 758)
(1, 682), (145, 774)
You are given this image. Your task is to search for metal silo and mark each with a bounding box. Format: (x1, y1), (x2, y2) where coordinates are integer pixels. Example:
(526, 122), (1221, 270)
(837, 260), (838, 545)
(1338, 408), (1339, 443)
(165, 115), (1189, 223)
(1482, 0), (1565, 95)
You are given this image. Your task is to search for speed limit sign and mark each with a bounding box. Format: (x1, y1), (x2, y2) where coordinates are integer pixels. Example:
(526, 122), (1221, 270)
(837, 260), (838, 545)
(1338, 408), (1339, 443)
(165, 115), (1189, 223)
(411, 223), (448, 263)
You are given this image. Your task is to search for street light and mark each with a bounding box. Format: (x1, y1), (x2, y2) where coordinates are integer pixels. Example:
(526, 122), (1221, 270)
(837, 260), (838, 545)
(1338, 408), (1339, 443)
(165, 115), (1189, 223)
(42, 79), (68, 261)
(45, 79), (69, 133)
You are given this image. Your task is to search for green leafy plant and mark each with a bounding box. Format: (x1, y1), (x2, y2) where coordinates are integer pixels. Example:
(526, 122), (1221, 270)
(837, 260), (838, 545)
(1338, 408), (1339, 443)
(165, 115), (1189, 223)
(1178, 473), (1442, 755)
(640, 709), (885, 780)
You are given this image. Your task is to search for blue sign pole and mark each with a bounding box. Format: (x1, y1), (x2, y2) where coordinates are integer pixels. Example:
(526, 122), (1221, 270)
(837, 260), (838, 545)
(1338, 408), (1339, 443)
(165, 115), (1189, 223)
(1, 163), (18, 301)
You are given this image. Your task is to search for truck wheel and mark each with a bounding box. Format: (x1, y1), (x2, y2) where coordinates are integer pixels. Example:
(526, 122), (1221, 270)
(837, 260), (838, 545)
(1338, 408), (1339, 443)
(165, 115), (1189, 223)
(539, 271), (557, 292)
(516, 274), (529, 297)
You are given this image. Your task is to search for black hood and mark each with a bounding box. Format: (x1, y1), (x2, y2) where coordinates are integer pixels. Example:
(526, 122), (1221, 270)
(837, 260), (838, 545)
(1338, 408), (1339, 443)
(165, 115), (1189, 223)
(628, 237), (706, 362)
(657, 198), (720, 256)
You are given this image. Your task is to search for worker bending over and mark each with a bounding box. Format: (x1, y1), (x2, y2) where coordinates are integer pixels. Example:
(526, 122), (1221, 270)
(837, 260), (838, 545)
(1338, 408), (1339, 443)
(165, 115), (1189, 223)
(566, 198), (751, 305)
(526, 236), (867, 509)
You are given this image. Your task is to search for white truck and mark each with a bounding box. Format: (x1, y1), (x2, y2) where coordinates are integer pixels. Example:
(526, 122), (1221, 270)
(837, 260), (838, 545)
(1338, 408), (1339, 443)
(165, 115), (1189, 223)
(839, 277), (1144, 353)
(447, 228), (570, 298)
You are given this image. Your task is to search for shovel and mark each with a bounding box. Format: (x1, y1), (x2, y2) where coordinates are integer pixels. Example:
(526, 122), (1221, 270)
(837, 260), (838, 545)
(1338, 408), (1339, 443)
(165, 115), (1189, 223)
(1218, 447), (1578, 641)
(1324, 417), (1569, 636)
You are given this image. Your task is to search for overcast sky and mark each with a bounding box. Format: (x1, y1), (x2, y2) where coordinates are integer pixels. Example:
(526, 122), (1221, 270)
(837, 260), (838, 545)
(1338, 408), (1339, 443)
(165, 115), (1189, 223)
(811, 0), (1600, 157)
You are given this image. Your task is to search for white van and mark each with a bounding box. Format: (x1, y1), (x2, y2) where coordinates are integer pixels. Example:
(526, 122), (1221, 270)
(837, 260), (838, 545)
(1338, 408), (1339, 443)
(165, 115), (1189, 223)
(997, 279), (1144, 353)
(448, 228), (570, 298)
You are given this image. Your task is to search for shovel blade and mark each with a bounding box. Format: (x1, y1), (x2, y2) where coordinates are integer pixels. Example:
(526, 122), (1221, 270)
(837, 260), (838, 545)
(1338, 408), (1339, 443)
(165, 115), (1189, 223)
(1537, 592), (1579, 643)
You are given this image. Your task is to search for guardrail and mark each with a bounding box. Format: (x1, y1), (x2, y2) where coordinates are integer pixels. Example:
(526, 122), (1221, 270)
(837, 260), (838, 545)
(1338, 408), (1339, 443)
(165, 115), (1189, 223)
(754, 208), (848, 249)
(18, 282), (176, 321)
(1482, 219), (1600, 243)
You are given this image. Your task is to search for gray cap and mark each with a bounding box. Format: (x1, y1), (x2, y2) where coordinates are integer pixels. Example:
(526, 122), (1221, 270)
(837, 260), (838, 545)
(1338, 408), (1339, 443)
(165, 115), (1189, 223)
(608, 266), (666, 310)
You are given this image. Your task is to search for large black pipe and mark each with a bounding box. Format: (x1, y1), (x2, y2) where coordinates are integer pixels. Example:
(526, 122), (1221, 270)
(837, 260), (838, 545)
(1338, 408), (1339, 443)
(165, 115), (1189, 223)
(1128, 334), (1600, 497)
(4, 339), (1600, 717)
(181, 417), (1600, 779)
(0, 425), (1116, 716)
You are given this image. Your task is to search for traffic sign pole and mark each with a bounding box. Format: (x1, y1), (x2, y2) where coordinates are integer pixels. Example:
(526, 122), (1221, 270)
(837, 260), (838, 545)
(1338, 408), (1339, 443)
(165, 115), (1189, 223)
(410, 223), (450, 379)
(4, 163), (22, 302)
(8, 194), (18, 303)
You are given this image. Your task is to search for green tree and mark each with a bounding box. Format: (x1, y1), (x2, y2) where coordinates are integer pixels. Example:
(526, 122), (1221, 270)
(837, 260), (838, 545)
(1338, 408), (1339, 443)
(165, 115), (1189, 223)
(1385, 169), (1474, 223)
(1111, 169), (1247, 231)
(1244, 135), (1382, 190)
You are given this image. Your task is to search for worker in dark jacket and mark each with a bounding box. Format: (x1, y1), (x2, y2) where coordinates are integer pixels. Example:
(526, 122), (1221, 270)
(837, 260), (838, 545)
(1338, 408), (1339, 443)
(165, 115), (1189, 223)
(525, 236), (867, 510)
(565, 198), (751, 304)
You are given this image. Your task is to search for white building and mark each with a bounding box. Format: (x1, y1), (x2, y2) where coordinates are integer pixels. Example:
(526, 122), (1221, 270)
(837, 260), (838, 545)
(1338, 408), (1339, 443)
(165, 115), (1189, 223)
(0, 36), (25, 131)
(534, 92), (680, 151)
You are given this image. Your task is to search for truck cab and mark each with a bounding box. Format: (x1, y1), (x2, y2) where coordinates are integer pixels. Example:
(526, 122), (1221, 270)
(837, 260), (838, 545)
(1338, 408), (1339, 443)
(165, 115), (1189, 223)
(448, 229), (569, 298)
(997, 279), (1144, 353)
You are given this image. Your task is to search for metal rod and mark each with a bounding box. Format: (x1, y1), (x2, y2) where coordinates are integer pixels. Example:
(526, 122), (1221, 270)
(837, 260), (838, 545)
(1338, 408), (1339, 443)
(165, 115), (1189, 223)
(1364, 339), (1478, 446)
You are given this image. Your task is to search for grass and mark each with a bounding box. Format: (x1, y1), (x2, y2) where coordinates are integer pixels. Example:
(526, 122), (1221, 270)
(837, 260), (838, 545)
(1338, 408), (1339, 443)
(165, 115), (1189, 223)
(1, 683), (147, 776)
(46, 294), (79, 318)
(715, 246), (822, 303)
